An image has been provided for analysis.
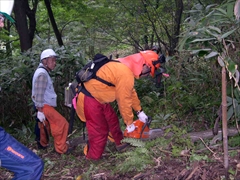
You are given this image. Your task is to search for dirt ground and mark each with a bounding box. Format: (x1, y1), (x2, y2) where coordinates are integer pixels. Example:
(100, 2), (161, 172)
(1, 139), (240, 180)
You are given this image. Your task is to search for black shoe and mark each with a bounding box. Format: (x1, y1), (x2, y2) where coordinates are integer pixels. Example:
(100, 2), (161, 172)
(64, 147), (74, 155)
(116, 143), (130, 152)
(37, 141), (48, 150)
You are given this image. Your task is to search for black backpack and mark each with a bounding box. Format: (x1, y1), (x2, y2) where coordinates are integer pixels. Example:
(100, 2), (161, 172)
(75, 53), (118, 87)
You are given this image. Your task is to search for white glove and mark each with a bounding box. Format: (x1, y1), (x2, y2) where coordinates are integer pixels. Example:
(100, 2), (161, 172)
(137, 111), (148, 123)
(126, 123), (136, 133)
(37, 111), (46, 122)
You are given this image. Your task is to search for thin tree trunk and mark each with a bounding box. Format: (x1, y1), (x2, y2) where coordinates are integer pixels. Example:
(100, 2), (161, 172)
(13, 0), (32, 52)
(44, 0), (63, 46)
(221, 66), (229, 178)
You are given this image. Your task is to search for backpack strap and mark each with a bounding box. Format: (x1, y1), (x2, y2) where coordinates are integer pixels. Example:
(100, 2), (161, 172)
(80, 84), (93, 97)
(38, 66), (50, 75)
(93, 56), (108, 63)
(95, 76), (115, 87)
(93, 59), (119, 87)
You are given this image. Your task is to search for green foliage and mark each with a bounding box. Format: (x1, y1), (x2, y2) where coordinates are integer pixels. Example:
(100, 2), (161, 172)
(227, 85), (240, 124)
(165, 125), (194, 156)
(228, 135), (240, 147)
(190, 154), (209, 162)
(0, 41), (85, 127)
(179, 0), (240, 123)
(113, 147), (153, 173)
(44, 157), (56, 168)
(13, 124), (33, 141)
(122, 138), (146, 147)
(81, 164), (95, 180)
(109, 137), (168, 174)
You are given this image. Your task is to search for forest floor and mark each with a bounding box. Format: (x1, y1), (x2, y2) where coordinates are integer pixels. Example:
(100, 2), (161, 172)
(1, 130), (240, 180)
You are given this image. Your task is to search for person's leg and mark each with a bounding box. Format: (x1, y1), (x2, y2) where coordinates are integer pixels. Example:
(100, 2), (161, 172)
(34, 118), (40, 143)
(83, 96), (108, 160)
(43, 105), (69, 154)
(103, 104), (123, 145)
(33, 106), (40, 144)
(0, 127), (44, 180)
(39, 120), (50, 147)
(34, 106), (49, 149)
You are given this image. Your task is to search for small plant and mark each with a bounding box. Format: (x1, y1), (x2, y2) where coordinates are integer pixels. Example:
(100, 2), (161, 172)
(190, 154), (209, 162)
(122, 138), (146, 147)
(113, 147), (153, 174)
(13, 124), (33, 142)
(165, 125), (194, 157)
(228, 135), (240, 147)
(81, 164), (95, 180)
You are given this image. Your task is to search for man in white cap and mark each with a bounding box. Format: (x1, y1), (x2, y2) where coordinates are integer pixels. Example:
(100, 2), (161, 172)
(0, 0), (44, 179)
(32, 48), (71, 154)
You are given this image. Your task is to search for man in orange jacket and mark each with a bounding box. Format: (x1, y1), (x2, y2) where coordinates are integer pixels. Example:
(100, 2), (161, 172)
(75, 50), (161, 160)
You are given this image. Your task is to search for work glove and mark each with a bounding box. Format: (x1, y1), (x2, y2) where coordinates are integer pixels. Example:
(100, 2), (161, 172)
(137, 111), (148, 123)
(37, 111), (46, 122)
(126, 123), (136, 133)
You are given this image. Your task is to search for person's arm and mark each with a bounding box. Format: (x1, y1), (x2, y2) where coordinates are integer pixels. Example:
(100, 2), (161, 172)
(131, 88), (141, 112)
(115, 73), (135, 126)
(34, 73), (48, 111)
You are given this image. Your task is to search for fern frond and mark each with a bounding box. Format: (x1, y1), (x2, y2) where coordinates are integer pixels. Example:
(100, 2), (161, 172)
(122, 138), (146, 147)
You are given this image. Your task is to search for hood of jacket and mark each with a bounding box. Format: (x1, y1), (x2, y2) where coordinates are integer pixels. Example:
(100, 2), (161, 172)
(118, 53), (145, 79)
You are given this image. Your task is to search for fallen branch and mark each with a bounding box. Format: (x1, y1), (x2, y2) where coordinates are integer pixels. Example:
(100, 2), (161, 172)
(188, 128), (239, 142)
(158, 147), (172, 154)
(199, 137), (222, 162)
(92, 173), (106, 179)
(68, 129), (77, 138)
(132, 172), (151, 180)
(185, 166), (199, 180)
(154, 156), (162, 168)
(149, 127), (239, 143)
(199, 137), (215, 154)
(195, 144), (222, 153)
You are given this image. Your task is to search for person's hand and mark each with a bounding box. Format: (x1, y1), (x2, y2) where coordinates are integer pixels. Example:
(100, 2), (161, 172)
(137, 111), (148, 123)
(37, 111), (46, 122)
(126, 123), (135, 133)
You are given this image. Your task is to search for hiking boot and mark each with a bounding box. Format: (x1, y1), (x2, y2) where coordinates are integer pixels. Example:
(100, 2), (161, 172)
(53, 146), (74, 155)
(116, 143), (130, 152)
(65, 147), (74, 155)
(64, 142), (78, 155)
(37, 141), (48, 150)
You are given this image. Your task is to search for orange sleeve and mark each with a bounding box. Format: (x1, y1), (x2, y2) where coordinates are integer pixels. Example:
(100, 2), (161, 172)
(114, 69), (136, 126)
(131, 88), (141, 112)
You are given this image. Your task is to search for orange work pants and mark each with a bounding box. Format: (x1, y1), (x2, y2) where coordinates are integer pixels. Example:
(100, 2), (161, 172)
(39, 104), (69, 154)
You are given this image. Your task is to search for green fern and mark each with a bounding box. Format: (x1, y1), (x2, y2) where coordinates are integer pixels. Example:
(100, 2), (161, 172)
(113, 147), (153, 173)
(121, 138), (146, 147)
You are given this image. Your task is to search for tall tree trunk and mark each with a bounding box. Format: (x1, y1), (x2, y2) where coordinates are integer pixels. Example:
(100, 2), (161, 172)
(222, 66), (229, 178)
(44, 0), (64, 46)
(169, 0), (183, 55)
(13, 0), (37, 52)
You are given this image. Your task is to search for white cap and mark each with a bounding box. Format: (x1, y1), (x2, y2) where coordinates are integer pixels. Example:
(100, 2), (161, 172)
(40, 49), (58, 61)
(0, 0), (14, 22)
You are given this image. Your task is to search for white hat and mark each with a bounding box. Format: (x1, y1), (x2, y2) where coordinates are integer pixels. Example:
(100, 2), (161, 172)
(0, 0), (14, 22)
(40, 49), (58, 61)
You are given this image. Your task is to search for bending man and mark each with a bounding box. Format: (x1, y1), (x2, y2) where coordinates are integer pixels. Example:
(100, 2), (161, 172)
(75, 51), (161, 160)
